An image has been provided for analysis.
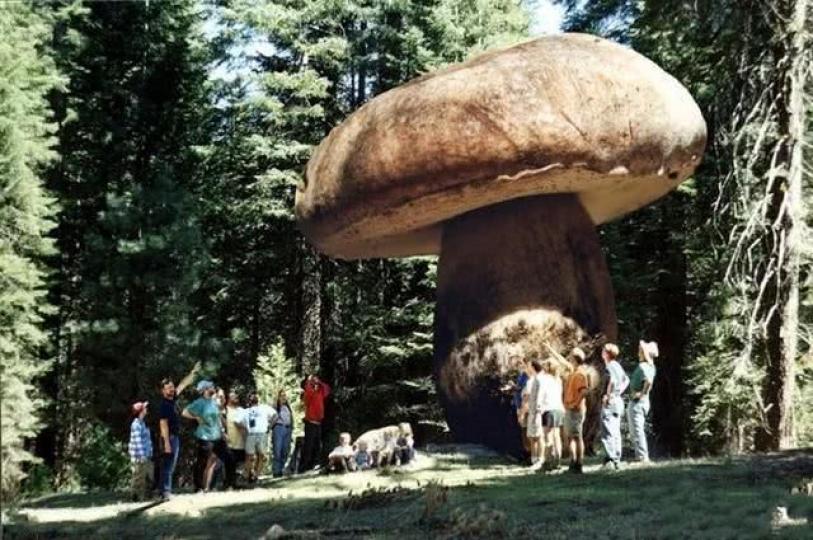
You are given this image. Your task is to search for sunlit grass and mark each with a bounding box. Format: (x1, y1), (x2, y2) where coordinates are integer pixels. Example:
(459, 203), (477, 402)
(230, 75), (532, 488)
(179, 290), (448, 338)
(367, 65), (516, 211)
(8, 451), (813, 539)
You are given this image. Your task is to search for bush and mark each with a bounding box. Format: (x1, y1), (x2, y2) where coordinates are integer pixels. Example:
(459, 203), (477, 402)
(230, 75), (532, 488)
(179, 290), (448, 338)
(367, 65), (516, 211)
(19, 462), (55, 498)
(74, 425), (130, 490)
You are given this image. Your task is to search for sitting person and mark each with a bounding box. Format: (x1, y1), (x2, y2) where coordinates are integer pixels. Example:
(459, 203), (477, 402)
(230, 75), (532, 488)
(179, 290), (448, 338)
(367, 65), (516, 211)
(354, 440), (373, 471)
(395, 422), (415, 465)
(327, 432), (356, 473)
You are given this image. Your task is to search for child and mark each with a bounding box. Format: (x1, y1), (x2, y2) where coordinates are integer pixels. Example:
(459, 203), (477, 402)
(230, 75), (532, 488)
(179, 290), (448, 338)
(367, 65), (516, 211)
(395, 423), (415, 465)
(328, 432), (356, 473)
(377, 431), (397, 467)
(354, 440), (373, 470)
(128, 401), (154, 501)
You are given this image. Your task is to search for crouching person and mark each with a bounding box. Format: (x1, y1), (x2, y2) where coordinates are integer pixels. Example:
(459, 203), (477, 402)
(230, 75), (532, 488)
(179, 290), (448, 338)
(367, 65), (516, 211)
(396, 423), (415, 465)
(354, 441), (373, 470)
(327, 432), (356, 473)
(128, 401), (154, 501)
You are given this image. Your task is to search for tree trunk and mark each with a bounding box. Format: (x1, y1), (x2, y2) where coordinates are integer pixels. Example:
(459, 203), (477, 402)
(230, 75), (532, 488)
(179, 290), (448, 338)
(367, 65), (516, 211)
(435, 195), (617, 457)
(298, 240), (322, 376)
(757, 0), (807, 451)
(651, 198), (688, 456)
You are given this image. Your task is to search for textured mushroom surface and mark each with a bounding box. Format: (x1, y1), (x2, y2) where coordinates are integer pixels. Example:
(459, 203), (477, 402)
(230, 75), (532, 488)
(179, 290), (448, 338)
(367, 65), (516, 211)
(297, 33), (707, 259)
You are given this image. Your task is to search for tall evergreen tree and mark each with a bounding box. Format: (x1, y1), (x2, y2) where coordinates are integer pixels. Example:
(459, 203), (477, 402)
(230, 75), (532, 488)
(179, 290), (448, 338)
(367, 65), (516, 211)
(43, 0), (215, 479)
(0, 0), (60, 496)
(557, 0), (812, 452)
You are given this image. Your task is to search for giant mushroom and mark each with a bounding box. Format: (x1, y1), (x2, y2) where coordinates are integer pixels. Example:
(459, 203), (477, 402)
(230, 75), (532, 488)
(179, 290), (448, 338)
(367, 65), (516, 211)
(295, 33), (706, 457)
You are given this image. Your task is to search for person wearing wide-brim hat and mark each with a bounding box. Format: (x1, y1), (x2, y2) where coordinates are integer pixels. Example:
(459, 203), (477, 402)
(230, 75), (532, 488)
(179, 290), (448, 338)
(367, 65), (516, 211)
(128, 401), (153, 501)
(628, 341), (659, 463)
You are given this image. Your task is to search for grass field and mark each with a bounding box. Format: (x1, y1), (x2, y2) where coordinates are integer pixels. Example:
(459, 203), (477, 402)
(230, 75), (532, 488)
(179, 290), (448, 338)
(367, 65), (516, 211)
(6, 448), (813, 539)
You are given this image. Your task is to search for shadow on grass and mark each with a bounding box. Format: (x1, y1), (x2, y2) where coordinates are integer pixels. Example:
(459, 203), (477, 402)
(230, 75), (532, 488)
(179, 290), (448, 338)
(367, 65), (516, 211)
(10, 452), (813, 539)
(23, 491), (129, 510)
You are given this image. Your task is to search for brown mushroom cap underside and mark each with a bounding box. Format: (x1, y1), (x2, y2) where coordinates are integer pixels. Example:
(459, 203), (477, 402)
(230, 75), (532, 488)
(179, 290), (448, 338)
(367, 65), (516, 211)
(296, 33), (707, 260)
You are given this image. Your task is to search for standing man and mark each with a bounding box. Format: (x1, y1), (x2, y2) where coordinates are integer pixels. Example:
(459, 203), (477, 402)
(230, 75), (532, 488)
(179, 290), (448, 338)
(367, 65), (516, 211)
(563, 347), (590, 473)
(299, 374), (331, 472)
(628, 340), (658, 463)
(158, 362), (199, 500)
(243, 393), (277, 483)
(224, 390), (247, 488)
(600, 343), (629, 470)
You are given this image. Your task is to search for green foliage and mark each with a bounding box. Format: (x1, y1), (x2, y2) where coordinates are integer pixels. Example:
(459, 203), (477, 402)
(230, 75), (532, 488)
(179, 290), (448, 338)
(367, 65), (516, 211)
(254, 341), (303, 434)
(42, 0), (218, 477)
(73, 425), (129, 491)
(0, 0), (60, 497)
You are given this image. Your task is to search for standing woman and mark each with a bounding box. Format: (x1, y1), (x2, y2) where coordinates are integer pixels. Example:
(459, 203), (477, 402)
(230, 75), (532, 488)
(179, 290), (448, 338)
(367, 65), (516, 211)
(628, 340), (658, 463)
(183, 380), (227, 492)
(272, 389), (294, 477)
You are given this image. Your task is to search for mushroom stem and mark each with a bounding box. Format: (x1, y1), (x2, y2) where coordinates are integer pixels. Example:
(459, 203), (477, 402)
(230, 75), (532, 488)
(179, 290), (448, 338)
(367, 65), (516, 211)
(434, 194), (617, 457)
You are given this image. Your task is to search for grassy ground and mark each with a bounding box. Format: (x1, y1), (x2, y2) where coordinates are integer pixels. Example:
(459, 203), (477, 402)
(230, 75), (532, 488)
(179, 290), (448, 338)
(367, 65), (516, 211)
(6, 449), (813, 539)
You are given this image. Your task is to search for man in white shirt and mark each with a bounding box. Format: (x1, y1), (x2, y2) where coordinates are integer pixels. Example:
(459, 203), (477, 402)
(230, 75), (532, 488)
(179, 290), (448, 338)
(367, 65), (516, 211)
(243, 392), (277, 483)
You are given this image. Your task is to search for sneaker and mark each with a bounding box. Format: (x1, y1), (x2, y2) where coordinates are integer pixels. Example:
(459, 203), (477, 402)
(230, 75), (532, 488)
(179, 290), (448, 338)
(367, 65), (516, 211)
(159, 493), (173, 502)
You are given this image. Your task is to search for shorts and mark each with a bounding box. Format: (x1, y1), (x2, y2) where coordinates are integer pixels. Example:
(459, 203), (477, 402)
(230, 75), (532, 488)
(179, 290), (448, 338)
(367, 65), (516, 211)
(564, 409), (585, 437)
(245, 433), (269, 455)
(526, 412), (543, 438)
(542, 410), (564, 428)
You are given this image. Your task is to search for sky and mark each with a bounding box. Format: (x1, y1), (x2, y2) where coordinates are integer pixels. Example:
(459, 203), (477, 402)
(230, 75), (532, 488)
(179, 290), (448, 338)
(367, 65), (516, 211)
(531, 0), (566, 36)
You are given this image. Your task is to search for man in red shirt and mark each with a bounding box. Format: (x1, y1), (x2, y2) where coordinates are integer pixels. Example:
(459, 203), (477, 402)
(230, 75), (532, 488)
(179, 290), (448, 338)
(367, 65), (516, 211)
(299, 374), (331, 472)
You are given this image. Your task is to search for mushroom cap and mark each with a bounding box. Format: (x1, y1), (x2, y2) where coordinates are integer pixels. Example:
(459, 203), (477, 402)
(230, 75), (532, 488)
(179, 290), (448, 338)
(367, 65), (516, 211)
(296, 33), (707, 259)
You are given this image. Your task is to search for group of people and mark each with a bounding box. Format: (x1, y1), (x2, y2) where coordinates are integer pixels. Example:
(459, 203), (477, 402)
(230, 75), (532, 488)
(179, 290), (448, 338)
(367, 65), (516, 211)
(127, 366), (332, 501)
(326, 423), (416, 473)
(512, 339), (659, 473)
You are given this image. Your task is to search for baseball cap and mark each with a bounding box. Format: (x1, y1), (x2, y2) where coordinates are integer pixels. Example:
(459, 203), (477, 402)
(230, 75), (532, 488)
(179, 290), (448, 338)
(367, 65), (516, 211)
(131, 401), (149, 415)
(196, 380), (215, 393)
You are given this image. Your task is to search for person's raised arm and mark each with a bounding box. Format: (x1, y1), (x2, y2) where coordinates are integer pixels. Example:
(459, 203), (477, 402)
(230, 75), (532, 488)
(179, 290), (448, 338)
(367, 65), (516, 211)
(543, 343), (573, 374)
(176, 361), (201, 395)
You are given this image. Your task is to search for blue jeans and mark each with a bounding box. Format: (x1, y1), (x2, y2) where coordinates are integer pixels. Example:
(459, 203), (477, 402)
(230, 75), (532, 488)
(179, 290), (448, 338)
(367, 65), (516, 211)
(272, 424), (292, 476)
(600, 396), (624, 463)
(160, 435), (180, 496)
(628, 398), (651, 461)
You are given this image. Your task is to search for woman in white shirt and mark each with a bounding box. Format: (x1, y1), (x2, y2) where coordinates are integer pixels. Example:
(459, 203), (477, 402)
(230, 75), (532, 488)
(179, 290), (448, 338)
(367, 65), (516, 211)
(538, 360), (565, 470)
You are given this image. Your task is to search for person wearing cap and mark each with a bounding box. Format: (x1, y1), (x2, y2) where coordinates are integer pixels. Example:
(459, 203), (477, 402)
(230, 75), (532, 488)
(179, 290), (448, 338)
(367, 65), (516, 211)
(128, 401), (153, 501)
(243, 392), (277, 484)
(563, 347), (590, 474)
(600, 343), (629, 470)
(299, 374), (331, 472)
(183, 380), (227, 492)
(628, 340), (659, 463)
(158, 362), (199, 500)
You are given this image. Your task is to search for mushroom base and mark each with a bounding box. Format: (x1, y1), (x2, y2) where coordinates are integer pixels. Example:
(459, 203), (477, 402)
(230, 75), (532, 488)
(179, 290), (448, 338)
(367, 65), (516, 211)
(434, 194), (618, 458)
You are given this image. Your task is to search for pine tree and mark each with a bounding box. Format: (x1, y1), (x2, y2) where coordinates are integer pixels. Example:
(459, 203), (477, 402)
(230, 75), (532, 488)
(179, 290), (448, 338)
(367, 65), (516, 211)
(43, 0), (216, 479)
(0, 0), (60, 496)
